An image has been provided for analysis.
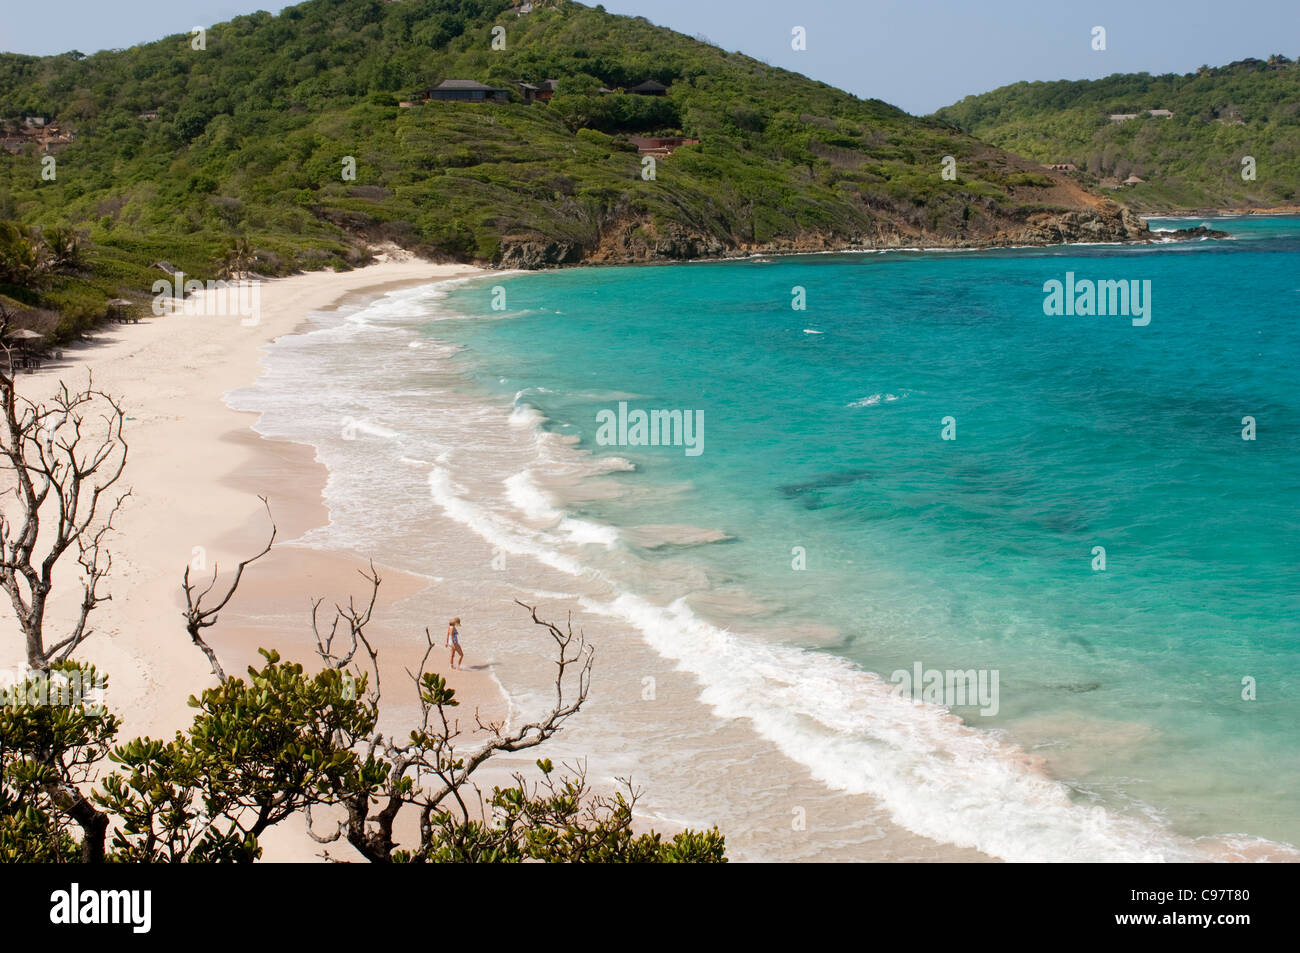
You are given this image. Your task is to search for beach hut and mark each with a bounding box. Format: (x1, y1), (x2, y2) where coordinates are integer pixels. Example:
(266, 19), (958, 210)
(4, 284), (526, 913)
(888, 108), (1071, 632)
(106, 298), (138, 324)
(3, 328), (45, 370)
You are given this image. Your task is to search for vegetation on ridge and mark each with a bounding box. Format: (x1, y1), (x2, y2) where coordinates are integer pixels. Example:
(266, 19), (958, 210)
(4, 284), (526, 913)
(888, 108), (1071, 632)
(932, 56), (1300, 211)
(1, 0), (1128, 328)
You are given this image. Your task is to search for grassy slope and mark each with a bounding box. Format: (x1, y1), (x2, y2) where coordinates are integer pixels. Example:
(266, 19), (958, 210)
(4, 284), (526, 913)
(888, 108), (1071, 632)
(1, 0), (1126, 327)
(932, 56), (1300, 211)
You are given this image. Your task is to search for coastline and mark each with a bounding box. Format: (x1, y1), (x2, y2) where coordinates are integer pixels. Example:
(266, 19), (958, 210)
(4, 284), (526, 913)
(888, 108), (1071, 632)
(11, 236), (1294, 862)
(91, 255), (996, 862)
(3, 257), (508, 860)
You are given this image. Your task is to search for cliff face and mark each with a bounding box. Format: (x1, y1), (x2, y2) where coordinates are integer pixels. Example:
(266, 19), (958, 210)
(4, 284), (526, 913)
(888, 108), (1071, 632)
(496, 203), (1162, 268)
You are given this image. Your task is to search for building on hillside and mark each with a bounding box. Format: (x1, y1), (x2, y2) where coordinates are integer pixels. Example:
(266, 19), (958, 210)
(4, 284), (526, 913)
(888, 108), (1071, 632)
(427, 79), (509, 103)
(1147, 109), (1174, 118)
(627, 80), (668, 96)
(517, 79), (558, 103)
(1123, 174), (1145, 185)
(1044, 163), (1078, 172)
(626, 135), (700, 157)
(23, 116), (48, 128)
(1109, 113), (1138, 122)
(138, 110), (158, 121)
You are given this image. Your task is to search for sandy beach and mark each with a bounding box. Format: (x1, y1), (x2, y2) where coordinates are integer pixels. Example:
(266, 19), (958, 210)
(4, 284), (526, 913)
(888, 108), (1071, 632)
(0, 251), (1013, 864)
(2, 257), (511, 860)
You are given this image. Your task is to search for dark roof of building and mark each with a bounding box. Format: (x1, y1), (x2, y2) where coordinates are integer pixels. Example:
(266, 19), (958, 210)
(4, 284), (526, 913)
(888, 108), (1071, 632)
(434, 79), (505, 91)
(628, 80), (668, 93)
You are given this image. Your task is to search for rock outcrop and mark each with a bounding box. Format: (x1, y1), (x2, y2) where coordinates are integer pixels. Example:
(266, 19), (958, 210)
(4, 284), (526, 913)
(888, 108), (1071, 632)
(492, 203), (1222, 270)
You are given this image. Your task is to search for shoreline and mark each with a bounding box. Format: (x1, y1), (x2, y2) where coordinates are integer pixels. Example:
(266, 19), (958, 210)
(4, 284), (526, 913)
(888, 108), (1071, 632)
(193, 260), (1003, 862)
(485, 210), (1294, 272)
(10, 239), (1296, 862)
(4, 257), (511, 860)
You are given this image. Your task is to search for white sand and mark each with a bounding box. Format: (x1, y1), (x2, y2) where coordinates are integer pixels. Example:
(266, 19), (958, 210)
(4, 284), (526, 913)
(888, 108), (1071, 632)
(1, 260), (514, 858)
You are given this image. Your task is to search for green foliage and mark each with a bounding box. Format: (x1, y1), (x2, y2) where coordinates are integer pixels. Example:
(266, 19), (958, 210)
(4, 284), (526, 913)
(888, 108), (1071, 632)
(0, 0), (1097, 303)
(0, 220), (54, 288)
(0, 664), (118, 862)
(0, 652), (727, 862)
(399, 758), (727, 863)
(933, 56), (1300, 209)
(96, 650), (381, 862)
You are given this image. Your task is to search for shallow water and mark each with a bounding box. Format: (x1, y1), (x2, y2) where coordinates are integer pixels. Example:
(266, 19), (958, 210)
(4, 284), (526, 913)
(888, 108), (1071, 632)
(230, 217), (1300, 861)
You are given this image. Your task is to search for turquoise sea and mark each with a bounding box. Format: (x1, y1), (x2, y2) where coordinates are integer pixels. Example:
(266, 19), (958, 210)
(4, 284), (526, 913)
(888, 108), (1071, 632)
(235, 216), (1299, 860)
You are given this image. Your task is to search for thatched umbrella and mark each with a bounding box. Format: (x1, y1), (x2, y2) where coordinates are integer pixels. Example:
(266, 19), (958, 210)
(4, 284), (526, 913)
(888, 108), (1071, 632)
(3, 329), (44, 366)
(106, 298), (134, 322)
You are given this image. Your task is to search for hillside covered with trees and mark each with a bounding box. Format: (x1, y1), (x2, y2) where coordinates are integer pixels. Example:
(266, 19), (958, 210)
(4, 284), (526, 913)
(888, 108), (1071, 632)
(933, 56), (1300, 211)
(0, 0), (1147, 336)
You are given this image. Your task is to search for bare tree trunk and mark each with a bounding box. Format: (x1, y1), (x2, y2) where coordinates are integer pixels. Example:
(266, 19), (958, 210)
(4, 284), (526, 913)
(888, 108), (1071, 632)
(0, 335), (129, 670)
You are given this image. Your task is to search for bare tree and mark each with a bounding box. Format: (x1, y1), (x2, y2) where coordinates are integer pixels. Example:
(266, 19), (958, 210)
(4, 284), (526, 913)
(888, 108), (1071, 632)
(0, 329), (129, 671)
(181, 496), (276, 684)
(304, 577), (595, 862)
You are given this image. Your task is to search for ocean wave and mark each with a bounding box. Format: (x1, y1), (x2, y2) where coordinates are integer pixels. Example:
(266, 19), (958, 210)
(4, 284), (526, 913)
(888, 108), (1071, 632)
(508, 402), (546, 430)
(234, 268), (1287, 863)
(423, 454), (1200, 862)
(847, 392), (906, 408)
(343, 418), (400, 439)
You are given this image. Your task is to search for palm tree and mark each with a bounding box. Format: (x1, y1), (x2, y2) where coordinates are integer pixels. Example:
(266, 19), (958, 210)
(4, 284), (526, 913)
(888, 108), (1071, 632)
(0, 222), (54, 289)
(216, 238), (256, 280)
(43, 226), (84, 272)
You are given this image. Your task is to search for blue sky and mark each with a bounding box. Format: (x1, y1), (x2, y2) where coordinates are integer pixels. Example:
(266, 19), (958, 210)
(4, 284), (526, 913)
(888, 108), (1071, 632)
(2, 0), (1297, 114)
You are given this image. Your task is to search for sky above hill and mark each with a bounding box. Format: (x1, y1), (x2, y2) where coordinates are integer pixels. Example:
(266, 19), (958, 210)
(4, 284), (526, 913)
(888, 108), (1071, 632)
(2, 0), (1297, 115)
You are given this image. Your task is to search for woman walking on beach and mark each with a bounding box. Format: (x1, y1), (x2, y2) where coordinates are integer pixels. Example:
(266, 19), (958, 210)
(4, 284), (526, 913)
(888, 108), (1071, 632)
(446, 617), (464, 670)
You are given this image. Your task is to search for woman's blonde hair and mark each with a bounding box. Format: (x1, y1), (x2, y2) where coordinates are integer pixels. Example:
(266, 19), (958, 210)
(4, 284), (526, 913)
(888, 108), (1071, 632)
(449, 617), (461, 626)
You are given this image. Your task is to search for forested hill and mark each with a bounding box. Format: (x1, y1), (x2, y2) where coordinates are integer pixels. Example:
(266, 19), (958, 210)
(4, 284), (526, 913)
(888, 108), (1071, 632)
(1, 0), (1145, 327)
(933, 56), (1300, 211)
